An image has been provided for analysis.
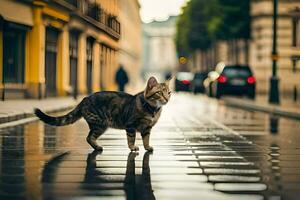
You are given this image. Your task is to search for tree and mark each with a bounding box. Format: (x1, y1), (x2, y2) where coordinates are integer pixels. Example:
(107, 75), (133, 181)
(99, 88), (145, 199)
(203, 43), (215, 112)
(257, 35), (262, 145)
(175, 0), (250, 59)
(216, 0), (251, 63)
(216, 0), (250, 40)
(175, 4), (190, 57)
(175, 0), (217, 56)
(187, 0), (213, 51)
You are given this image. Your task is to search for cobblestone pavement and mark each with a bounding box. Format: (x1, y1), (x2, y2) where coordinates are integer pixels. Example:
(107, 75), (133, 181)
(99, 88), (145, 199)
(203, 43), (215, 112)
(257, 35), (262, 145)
(1, 93), (300, 200)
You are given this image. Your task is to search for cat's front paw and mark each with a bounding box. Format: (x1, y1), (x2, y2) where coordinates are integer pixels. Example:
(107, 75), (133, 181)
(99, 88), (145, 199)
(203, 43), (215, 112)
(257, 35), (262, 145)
(129, 145), (139, 152)
(145, 146), (153, 152)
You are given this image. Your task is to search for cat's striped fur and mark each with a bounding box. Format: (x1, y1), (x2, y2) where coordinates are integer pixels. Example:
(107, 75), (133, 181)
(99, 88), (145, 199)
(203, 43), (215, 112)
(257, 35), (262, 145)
(35, 77), (171, 151)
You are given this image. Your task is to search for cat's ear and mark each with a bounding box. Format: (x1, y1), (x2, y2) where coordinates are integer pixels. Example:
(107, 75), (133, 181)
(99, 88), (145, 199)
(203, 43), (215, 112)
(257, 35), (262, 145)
(146, 76), (158, 90)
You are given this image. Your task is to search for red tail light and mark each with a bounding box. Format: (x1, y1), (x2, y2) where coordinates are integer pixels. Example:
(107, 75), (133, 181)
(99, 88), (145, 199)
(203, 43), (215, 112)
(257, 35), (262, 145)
(181, 80), (190, 85)
(247, 76), (256, 84)
(217, 75), (227, 83)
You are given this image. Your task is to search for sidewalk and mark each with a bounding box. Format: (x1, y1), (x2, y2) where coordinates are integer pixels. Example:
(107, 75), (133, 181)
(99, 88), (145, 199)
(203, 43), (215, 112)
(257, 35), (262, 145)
(222, 95), (300, 120)
(0, 96), (81, 124)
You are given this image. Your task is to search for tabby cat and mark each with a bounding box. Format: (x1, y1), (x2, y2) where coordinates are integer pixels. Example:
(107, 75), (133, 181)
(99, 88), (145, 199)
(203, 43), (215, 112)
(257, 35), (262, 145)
(34, 77), (171, 152)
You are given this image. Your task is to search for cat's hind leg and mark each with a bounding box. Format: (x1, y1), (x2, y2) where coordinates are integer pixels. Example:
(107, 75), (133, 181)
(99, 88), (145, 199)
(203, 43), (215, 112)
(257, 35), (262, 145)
(86, 126), (107, 151)
(83, 107), (107, 151)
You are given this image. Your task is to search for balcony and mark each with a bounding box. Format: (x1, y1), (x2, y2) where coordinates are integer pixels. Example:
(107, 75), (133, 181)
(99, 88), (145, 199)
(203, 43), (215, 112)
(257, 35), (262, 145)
(57, 0), (120, 39)
(64, 0), (78, 8)
(108, 15), (121, 34)
(80, 0), (121, 37)
(83, 1), (100, 21)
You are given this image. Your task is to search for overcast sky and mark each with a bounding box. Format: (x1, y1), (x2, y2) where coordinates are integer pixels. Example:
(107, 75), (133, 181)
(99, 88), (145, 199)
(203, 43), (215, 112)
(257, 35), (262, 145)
(139, 0), (187, 23)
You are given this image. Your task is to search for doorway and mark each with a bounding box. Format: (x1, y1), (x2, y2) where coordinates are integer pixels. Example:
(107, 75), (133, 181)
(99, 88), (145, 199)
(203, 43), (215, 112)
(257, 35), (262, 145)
(69, 31), (79, 98)
(45, 27), (59, 97)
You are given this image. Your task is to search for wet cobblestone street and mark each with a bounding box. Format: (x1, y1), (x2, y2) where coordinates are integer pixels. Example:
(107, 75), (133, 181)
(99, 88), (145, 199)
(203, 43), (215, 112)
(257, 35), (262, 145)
(1, 94), (300, 200)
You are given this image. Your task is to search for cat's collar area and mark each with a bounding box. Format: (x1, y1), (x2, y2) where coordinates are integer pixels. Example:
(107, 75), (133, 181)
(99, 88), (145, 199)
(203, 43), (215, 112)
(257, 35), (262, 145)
(140, 95), (161, 117)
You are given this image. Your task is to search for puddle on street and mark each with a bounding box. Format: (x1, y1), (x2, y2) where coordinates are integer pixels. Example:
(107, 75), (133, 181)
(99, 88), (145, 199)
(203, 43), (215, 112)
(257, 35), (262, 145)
(208, 100), (300, 200)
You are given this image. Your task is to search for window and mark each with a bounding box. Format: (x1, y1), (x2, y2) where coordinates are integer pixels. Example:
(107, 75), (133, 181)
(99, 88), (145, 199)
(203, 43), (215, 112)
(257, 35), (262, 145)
(69, 31), (79, 90)
(292, 56), (300, 73)
(86, 38), (93, 94)
(45, 27), (59, 96)
(292, 18), (300, 47)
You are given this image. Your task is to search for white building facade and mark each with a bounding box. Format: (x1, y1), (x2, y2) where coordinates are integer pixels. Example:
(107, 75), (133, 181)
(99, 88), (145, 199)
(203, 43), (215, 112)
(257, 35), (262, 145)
(141, 16), (178, 81)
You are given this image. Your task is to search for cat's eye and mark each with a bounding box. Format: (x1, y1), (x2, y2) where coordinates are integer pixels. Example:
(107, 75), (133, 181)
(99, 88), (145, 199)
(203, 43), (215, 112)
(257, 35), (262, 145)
(168, 91), (171, 95)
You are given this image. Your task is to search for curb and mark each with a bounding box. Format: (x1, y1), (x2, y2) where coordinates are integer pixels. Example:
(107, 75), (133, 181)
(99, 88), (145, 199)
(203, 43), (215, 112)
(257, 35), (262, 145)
(0, 104), (75, 128)
(222, 97), (300, 120)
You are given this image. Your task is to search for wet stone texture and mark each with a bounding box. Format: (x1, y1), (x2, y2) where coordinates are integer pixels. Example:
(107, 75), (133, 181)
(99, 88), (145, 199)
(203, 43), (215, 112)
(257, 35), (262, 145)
(1, 94), (300, 200)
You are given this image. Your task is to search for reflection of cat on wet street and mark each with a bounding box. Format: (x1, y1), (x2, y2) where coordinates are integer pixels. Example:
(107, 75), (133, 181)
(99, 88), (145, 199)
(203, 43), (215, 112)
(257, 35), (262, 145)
(42, 150), (155, 199)
(85, 151), (156, 200)
(124, 152), (156, 200)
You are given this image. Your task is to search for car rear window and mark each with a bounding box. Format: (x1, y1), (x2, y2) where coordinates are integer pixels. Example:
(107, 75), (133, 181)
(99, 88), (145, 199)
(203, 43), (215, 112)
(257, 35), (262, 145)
(222, 67), (252, 78)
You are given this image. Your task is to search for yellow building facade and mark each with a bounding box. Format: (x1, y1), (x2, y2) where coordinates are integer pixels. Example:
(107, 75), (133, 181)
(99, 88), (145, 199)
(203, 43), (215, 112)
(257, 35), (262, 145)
(0, 0), (129, 99)
(118, 0), (143, 93)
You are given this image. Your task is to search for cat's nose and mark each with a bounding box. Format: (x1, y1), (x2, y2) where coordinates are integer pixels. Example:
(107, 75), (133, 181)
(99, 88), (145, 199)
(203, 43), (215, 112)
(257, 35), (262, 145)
(161, 99), (168, 104)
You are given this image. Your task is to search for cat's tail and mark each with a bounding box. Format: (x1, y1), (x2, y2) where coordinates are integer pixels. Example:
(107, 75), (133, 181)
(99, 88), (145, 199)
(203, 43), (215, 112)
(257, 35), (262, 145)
(34, 100), (84, 126)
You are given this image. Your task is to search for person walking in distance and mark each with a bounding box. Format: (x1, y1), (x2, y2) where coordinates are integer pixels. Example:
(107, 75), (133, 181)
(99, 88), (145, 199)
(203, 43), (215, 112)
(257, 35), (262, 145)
(115, 65), (129, 92)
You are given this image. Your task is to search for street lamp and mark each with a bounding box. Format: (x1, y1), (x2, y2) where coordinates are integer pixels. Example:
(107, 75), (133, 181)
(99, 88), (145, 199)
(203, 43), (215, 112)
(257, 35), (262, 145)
(269, 0), (280, 104)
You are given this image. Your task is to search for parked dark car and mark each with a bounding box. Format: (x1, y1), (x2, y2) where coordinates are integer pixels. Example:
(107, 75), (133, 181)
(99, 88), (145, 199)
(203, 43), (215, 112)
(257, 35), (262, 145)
(204, 64), (256, 99)
(191, 72), (207, 93)
(175, 72), (194, 92)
